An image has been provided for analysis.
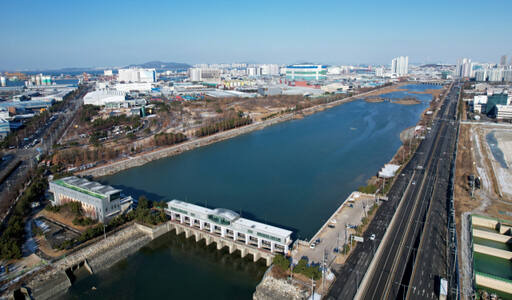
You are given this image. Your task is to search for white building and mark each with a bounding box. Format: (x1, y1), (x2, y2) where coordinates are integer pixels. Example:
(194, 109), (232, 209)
(49, 176), (133, 222)
(104, 70), (113, 76)
(488, 68), (504, 82)
(391, 56), (408, 76)
(83, 90), (126, 106)
(455, 58), (472, 78)
(118, 68), (156, 83)
(114, 82), (152, 92)
(260, 64), (280, 76)
(475, 69), (487, 82)
(496, 105), (512, 120)
(374, 67), (385, 77)
(504, 70), (512, 82)
(166, 200), (292, 254)
(189, 68), (201, 82)
(472, 95), (488, 113)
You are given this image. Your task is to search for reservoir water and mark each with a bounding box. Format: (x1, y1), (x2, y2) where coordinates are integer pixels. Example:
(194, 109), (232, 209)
(62, 84), (439, 299)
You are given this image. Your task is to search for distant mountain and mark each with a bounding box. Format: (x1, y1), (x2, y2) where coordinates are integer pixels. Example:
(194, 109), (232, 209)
(125, 61), (191, 70)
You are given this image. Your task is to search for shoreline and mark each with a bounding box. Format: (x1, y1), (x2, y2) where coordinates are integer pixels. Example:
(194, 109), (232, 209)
(23, 224), (153, 300)
(77, 82), (440, 178)
(76, 87), (378, 178)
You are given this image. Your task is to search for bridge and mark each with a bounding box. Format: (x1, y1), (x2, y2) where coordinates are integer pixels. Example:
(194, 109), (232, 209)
(140, 200), (294, 266)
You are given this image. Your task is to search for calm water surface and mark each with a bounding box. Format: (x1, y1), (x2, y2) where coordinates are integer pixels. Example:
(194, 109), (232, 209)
(63, 84), (439, 299)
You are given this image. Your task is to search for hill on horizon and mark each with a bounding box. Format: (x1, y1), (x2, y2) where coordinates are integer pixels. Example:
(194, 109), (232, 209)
(125, 61), (191, 70)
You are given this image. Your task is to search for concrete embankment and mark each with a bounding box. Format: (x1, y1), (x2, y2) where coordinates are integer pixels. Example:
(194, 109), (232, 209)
(27, 224), (152, 300)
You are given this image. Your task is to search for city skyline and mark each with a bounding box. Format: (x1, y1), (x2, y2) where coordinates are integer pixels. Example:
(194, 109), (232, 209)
(1, 0), (512, 70)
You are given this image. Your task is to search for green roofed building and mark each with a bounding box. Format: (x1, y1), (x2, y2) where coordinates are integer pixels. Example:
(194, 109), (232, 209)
(285, 64), (327, 81)
(49, 176), (133, 222)
(485, 93), (509, 116)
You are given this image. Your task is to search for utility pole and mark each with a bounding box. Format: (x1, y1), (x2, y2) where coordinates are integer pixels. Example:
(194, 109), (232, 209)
(322, 248), (327, 295)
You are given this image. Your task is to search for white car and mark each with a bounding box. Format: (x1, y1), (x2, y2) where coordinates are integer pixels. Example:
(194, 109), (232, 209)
(310, 243), (316, 249)
(370, 234), (376, 241)
(330, 219), (337, 224)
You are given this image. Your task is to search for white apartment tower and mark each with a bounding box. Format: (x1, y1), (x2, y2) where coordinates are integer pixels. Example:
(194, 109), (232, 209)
(391, 56), (408, 76)
(455, 58), (473, 78)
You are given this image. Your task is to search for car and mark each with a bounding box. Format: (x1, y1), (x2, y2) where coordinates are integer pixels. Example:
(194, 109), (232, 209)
(412, 181), (416, 185)
(328, 224), (335, 228)
(330, 219), (337, 224)
(310, 243), (316, 249)
(315, 239), (321, 244)
(370, 234), (376, 241)
(333, 248), (339, 253)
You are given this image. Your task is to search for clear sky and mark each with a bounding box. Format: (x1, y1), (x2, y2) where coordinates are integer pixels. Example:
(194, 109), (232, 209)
(1, 0), (511, 70)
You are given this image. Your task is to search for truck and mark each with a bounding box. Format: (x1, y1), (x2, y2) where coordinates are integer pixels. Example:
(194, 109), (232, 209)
(439, 277), (447, 300)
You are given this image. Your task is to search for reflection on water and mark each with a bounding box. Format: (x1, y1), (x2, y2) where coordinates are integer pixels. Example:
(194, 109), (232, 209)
(61, 231), (267, 300)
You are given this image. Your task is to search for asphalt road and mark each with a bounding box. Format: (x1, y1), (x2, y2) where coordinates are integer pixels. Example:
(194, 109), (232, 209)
(326, 82), (459, 300)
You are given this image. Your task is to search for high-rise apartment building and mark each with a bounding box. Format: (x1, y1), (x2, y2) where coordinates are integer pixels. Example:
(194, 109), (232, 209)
(391, 56), (408, 76)
(500, 55), (508, 66)
(455, 58), (473, 78)
(118, 68), (156, 83)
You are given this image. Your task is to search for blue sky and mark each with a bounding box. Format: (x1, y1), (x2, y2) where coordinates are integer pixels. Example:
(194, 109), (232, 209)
(1, 0), (511, 70)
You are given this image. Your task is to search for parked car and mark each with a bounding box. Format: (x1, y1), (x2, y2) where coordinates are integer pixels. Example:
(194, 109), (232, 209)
(328, 224), (335, 228)
(310, 243), (316, 249)
(370, 234), (376, 241)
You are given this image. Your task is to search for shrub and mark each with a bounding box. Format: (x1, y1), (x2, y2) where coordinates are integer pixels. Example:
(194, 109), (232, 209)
(273, 254), (290, 271)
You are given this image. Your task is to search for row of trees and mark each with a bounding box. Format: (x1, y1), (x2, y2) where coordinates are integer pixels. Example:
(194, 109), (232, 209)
(91, 115), (141, 131)
(195, 116), (252, 137)
(153, 132), (187, 146)
(51, 146), (123, 166)
(79, 104), (100, 123)
(0, 168), (47, 259)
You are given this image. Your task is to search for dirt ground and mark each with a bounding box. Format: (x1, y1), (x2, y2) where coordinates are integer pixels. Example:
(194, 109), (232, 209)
(361, 82), (410, 98)
(410, 88), (444, 99)
(38, 210), (91, 232)
(454, 124), (512, 226)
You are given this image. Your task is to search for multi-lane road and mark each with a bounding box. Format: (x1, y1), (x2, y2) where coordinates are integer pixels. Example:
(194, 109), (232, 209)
(327, 82), (460, 300)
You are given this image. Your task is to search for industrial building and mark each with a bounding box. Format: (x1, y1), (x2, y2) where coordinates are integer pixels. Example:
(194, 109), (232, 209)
(285, 65), (327, 81)
(83, 90), (126, 106)
(166, 200), (292, 254)
(118, 68), (156, 83)
(496, 104), (512, 120)
(49, 176), (133, 222)
(113, 82), (152, 92)
(486, 93), (509, 116)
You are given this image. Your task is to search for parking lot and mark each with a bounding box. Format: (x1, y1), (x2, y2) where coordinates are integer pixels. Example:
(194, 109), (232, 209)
(293, 192), (378, 266)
